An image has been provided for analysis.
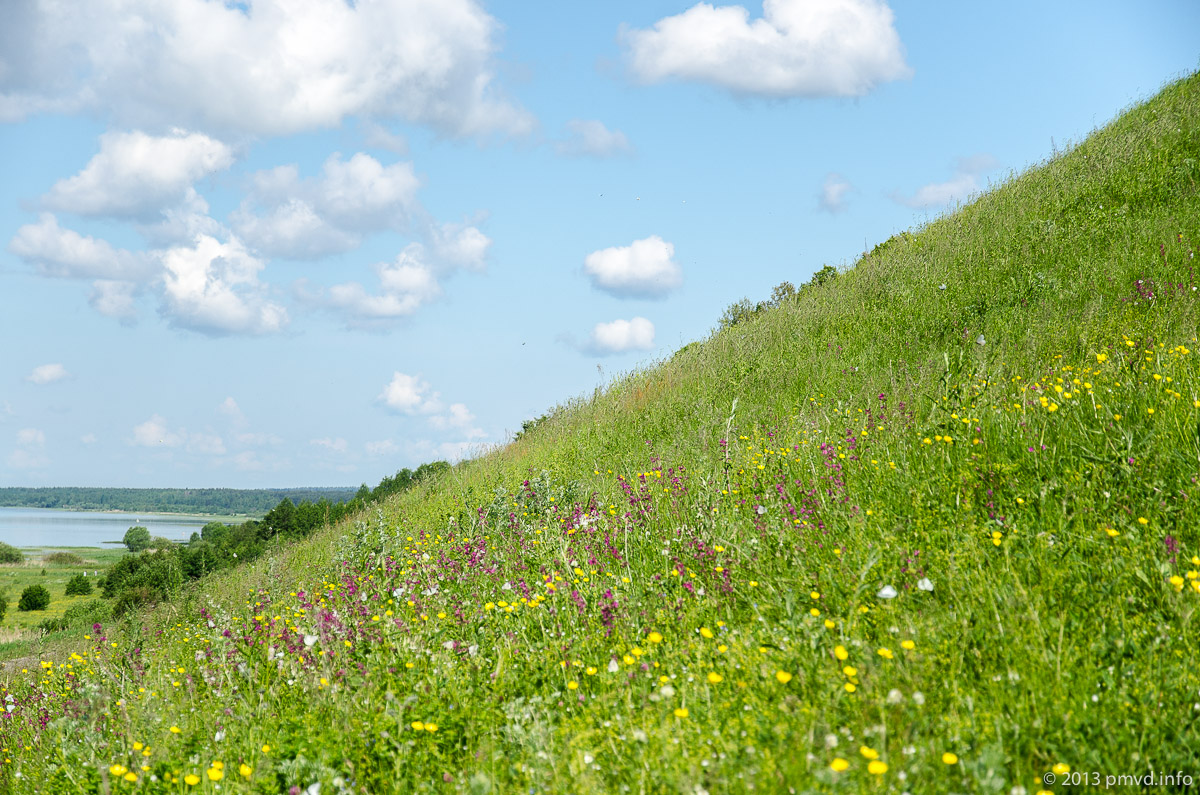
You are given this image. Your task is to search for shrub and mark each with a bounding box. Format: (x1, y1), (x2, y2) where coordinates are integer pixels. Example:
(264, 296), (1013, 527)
(65, 573), (93, 596)
(18, 584), (51, 612)
(40, 599), (110, 632)
(0, 594), (7, 622)
(149, 536), (175, 550)
(112, 586), (160, 618)
(0, 543), (23, 564)
(45, 551), (84, 565)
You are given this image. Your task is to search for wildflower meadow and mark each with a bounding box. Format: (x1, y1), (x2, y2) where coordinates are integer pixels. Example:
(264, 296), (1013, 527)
(1, 74), (1198, 795)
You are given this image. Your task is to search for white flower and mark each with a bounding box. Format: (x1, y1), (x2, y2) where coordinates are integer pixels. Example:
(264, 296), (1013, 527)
(887, 689), (904, 704)
(608, 659), (619, 673)
(912, 692), (925, 705)
(876, 585), (898, 599)
(917, 578), (934, 592)
(304, 634), (319, 647)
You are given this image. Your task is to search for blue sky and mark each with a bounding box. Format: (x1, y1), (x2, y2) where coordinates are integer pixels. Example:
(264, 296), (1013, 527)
(1, 0), (1197, 488)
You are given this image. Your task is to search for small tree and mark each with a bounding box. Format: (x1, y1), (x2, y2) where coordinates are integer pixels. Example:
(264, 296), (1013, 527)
(65, 573), (93, 596)
(18, 584), (51, 612)
(0, 593), (8, 622)
(123, 526), (151, 553)
(0, 542), (23, 564)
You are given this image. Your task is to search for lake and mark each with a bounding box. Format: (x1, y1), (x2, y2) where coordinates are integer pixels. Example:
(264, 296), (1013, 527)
(0, 506), (213, 548)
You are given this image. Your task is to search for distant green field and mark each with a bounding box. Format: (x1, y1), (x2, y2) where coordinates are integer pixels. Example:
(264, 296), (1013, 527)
(0, 547), (124, 636)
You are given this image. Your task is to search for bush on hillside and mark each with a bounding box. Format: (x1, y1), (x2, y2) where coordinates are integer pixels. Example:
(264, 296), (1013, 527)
(64, 573), (93, 596)
(0, 594), (7, 622)
(123, 526), (151, 552)
(45, 551), (84, 565)
(0, 543), (23, 564)
(39, 598), (110, 633)
(18, 584), (50, 612)
(112, 586), (160, 618)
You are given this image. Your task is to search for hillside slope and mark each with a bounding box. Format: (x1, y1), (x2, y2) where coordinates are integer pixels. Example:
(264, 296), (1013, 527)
(3, 74), (1199, 794)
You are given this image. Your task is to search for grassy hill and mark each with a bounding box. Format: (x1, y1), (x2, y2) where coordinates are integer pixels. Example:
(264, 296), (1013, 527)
(2, 74), (1198, 794)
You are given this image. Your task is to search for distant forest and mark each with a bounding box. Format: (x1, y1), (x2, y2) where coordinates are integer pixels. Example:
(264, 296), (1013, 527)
(0, 487), (359, 516)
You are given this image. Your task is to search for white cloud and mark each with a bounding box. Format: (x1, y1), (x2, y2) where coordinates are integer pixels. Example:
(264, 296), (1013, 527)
(9, 213), (151, 280)
(130, 414), (225, 454)
(16, 428), (45, 447)
(159, 233), (288, 335)
(233, 153), (419, 259)
(233, 451), (266, 471)
(430, 222), (491, 272)
(622, 0), (911, 97)
(584, 235), (682, 298)
(131, 414), (185, 448)
(556, 119), (633, 157)
(365, 439), (399, 457)
(327, 259), (442, 321)
(26, 363), (69, 384)
(8, 427), (49, 470)
(584, 317), (656, 355)
(236, 432), (283, 447)
(311, 437), (349, 454)
(88, 280), (139, 322)
(218, 397), (246, 426)
(80, 433), (97, 444)
(379, 372), (443, 414)
(894, 154), (999, 209)
(818, 173), (852, 213)
(43, 129), (233, 219)
(428, 403), (485, 438)
(0, 0), (533, 138)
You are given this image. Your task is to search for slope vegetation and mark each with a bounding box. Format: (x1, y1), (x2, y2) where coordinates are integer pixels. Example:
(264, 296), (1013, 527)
(2, 74), (1199, 794)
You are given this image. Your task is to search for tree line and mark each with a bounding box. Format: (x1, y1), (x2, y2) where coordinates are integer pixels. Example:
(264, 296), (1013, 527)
(0, 487), (360, 515)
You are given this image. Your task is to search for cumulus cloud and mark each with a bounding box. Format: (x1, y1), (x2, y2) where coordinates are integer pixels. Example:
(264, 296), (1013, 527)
(622, 0), (911, 97)
(379, 372), (443, 414)
(584, 236), (682, 298)
(80, 433), (98, 444)
(583, 317), (656, 356)
(9, 213), (152, 281)
(26, 363), (69, 384)
(130, 413), (225, 454)
(159, 233), (288, 335)
(818, 173), (852, 213)
(43, 129), (233, 219)
(378, 372), (485, 438)
(556, 119), (633, 157)
(362, 122), (409, 155)
(233, 153), (420, 260)
(894, 154), (1000, 209)
(0, 0), (533, 138)
(8, 427), (49, 470)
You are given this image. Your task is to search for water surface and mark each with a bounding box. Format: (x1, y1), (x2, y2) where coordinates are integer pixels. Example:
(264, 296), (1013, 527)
(0, 506), (210, 548)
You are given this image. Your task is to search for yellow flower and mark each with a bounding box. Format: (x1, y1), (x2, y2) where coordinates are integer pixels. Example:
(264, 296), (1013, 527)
(775, 670), (793, 684)
(844, 682), (856, 693)
(842, 666), (857, 677)
(810, 608), (820, 617)
(868, 760), (888, 775)
(1053, 763), (1070, 775)
(648, 631), (663, 644)
(567, 681), (578, 690)
(239, 763), (253, 778)
(877, 648), (894, 659)
(261, 744), (271, 754)
(834, 645), (848, 661)
(901, 640), (915, 650)
(859, 746), (878, 760)
(823, 619), (836, 629)
(425, 723), (438, 732)
(1137, 517), (1148, 525)
(673, 708), (689, 718)
(123, 772), (138, 783)
(169, 726), (181, 734)
(943, 752), (958, 764)
(207, 768), (224, 781)
(810, 591), (820, 599)
(411, 721), (425, 731)
(109, 765), (128, 776)
(1096, 353), (1107, 363)
(699, 627), (714, 639)
(707, 672), (724, 684)
(830, 757), (849, 772)
(184, 774), (200, 786)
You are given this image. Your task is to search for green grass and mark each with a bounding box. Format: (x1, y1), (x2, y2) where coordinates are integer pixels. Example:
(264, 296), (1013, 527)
(0, 548), (125, 633)
(1, 73), (1199, 794)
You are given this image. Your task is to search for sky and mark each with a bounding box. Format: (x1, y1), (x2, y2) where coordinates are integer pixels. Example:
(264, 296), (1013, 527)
(1, 0), (1197, 489)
